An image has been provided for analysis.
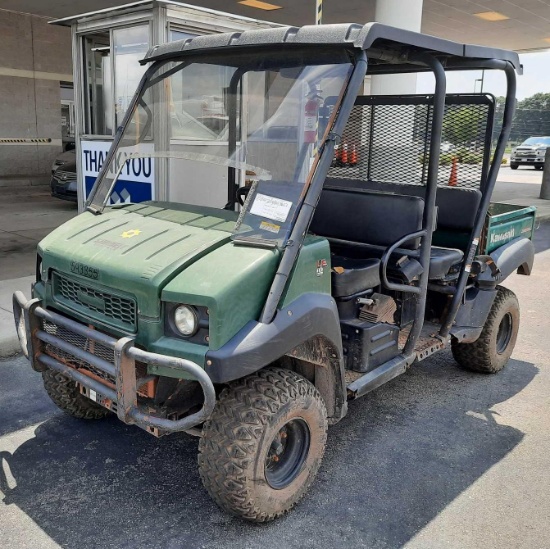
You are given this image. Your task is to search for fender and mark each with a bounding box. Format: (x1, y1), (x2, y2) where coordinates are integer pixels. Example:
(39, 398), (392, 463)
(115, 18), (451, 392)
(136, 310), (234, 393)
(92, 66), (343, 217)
(451, 287), (497, 343)
(205, 293), (347, 422)
(477, 236), (534, 289)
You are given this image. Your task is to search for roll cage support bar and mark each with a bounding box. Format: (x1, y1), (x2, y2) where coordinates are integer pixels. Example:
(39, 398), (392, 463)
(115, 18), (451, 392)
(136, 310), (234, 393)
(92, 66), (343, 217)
(438, 59), (517, 338)
(259, 50), (369, 323)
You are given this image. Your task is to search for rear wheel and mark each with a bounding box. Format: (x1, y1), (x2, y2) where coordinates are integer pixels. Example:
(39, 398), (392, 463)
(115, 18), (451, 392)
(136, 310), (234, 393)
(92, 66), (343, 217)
(451, 286), (519, 373)
(42, 369), (110, 419)
(198, 367), (327, 522)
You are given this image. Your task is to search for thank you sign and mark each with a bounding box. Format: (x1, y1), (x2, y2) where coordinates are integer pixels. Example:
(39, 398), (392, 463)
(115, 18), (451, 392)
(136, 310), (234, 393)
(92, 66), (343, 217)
(81, 140), (155, 204)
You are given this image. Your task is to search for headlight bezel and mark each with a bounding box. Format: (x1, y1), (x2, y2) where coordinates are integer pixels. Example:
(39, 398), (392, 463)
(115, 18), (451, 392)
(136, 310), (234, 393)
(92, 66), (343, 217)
(164, 302), (210, 344)
(35, 253), (43, 282)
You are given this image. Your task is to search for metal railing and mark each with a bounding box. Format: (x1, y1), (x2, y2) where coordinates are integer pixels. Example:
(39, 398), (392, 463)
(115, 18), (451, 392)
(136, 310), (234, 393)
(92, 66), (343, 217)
(13, 291), (216, 434)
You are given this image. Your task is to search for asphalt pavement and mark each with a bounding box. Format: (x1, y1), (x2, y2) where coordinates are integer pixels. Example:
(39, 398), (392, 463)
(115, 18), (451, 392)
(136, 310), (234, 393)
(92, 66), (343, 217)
(1, 221), (549, 549)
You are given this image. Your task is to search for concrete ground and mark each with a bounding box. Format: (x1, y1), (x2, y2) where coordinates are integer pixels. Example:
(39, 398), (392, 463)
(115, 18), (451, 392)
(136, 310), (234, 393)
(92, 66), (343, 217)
(0, 222), (549, 549)
(0, 186), (76, 280)
(492, 164), (550, 211)
(0, 187), (76, 357)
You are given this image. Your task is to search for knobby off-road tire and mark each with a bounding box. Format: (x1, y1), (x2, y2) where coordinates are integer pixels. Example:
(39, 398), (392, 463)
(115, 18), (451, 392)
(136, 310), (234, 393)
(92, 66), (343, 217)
(42, 368), (110, 419)
(452, 286), (519, 374)
(198, 367), (328, 522)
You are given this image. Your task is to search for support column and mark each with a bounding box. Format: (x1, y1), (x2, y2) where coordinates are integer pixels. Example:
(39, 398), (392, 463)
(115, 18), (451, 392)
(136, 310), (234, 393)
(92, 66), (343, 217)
(371, 0), (424, 95)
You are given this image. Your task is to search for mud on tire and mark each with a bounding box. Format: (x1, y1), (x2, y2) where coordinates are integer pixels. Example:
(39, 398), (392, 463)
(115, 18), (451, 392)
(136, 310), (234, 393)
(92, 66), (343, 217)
(451, 286), (519, 374)
(198, 367), (328, 522)
(42, 368), (111, 419)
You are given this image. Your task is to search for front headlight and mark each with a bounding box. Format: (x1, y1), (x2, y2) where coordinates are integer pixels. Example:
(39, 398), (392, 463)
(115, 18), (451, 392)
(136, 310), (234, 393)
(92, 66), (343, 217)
(173, 305), (198, 336)
(537, 148), (546, 156)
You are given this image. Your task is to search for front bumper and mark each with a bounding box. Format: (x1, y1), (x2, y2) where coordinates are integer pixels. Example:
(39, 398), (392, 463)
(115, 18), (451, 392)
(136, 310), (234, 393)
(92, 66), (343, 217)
(13, 291), (215, 436)
(510, 156), (544, 164)
(50, 176), (78, 202)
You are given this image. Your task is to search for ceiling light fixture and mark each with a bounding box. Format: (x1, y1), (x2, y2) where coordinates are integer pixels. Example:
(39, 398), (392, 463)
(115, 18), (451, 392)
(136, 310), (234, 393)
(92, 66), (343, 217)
(239, 0), (282, 10)
(473, 11), (510, 22)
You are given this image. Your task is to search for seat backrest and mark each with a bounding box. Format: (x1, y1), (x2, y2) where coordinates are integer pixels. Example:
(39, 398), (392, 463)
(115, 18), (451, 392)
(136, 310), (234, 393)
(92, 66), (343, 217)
(310, 188), (424, 250)
(324, 177), (482, 232)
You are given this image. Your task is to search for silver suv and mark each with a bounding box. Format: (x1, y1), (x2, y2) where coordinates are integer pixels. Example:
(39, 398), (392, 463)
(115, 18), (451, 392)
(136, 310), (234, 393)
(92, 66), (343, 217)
(510, 136), (550, 170)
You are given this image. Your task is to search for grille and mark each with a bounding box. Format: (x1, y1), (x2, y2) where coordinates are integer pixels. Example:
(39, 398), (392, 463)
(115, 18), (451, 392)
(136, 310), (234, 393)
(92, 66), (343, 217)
(43, 319), (116, 385)
(42, 318), (148, 391)
(54, 170), (77, 181)
(53, 272), (137, 330)
(328, 94), (494, 190)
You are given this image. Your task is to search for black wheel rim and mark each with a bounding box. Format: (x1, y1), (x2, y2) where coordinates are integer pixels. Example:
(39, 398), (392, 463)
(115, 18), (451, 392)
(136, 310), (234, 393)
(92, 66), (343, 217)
(264, 418), (310, 490)
(496, 312), (513, 354)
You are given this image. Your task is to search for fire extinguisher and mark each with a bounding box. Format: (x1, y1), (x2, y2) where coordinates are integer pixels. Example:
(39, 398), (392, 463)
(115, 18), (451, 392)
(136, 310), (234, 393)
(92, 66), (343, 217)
(304, 86), (322, 144)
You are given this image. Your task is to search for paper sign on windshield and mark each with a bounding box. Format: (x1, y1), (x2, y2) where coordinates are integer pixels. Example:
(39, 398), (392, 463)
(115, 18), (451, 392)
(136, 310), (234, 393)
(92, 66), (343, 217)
(250, 194), (292, 223)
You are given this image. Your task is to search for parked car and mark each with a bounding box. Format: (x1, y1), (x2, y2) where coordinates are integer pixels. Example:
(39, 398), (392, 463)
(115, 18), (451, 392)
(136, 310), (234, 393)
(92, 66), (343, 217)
(510, 136), (550, 170)
(50, 157), (77, 202)
(51, 149), (76, 174)
(440, 141), (455, 153)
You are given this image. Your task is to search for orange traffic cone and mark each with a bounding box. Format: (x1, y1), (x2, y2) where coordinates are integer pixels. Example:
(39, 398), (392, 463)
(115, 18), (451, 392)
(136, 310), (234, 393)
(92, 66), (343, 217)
(341, 142), (349, 167)
(350, 143), (358, 166)
(448, 156), (458, 187)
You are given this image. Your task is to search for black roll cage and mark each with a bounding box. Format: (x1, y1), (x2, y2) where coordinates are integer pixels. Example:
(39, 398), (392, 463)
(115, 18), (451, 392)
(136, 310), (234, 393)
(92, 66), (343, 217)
(87, 28), (519, 363)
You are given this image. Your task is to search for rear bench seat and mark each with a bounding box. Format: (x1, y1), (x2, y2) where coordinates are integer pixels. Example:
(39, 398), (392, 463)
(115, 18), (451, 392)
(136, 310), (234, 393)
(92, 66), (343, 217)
(310, 187), (465, 298)
(324, 177), (482, 250)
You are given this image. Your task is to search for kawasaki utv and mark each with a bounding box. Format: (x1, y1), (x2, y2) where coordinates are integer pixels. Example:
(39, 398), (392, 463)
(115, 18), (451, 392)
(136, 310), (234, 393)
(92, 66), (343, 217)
(14, 23), (535, 522)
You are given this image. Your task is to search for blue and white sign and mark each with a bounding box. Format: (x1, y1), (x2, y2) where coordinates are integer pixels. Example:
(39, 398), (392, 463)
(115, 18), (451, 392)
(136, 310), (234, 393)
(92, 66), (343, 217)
(81, 140), (155, 204)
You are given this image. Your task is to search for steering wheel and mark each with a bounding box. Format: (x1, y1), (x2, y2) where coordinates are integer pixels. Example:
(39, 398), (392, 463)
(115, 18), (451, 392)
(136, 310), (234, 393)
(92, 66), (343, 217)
(236, 186), (251, 206)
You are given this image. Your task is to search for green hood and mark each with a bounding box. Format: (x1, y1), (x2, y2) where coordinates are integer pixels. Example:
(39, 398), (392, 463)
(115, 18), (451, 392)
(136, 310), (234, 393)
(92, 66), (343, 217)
(39, 203), (239, 319)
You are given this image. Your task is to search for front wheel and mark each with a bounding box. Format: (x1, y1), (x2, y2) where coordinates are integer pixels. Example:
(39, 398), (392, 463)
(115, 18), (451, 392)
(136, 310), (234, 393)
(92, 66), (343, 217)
(510, 163), (518, 170)
(198, 367), (328, 522)
(42, 369), (111, 419)
(451, 286), (519, 373)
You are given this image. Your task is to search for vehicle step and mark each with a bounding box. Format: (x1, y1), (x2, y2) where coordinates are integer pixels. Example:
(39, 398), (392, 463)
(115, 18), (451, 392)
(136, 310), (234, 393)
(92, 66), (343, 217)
(346, 355), (408, 400)
(414, 336), (447, 362)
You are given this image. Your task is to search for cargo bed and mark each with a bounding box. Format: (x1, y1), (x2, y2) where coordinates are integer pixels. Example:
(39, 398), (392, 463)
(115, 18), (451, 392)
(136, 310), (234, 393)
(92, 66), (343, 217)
(480, 203), (536, 254)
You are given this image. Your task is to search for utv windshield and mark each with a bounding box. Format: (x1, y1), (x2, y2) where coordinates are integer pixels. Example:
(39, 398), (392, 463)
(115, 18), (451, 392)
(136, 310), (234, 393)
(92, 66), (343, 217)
(87, 48), (354, 246)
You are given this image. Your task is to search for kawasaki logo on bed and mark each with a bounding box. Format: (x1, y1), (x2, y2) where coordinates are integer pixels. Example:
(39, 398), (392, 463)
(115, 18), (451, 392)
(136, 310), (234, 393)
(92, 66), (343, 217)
(81, 140), (155, 204)
(490, 228), (516, 245)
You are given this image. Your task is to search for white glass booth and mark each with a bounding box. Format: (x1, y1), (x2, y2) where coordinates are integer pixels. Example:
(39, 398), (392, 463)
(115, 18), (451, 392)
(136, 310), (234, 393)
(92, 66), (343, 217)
(52, 1), (279, 212)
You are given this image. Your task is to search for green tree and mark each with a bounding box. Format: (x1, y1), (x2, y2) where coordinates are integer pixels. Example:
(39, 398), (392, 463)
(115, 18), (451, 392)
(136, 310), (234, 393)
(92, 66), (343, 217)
(511, 93), (550, 142)
(442, 105), (486, 146)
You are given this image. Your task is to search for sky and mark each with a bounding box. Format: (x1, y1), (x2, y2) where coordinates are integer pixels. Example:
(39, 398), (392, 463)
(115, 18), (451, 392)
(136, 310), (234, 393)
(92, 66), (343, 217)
(417, 50), (550, 101)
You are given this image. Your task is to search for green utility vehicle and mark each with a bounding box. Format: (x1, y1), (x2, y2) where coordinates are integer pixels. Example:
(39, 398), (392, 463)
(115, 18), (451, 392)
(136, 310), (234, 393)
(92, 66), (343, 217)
(14, 23), (536, 522)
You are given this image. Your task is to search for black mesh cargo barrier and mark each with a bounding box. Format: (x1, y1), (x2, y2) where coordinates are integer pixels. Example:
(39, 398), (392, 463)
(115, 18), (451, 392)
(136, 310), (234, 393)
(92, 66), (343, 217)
(327, 94), (495, 190)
